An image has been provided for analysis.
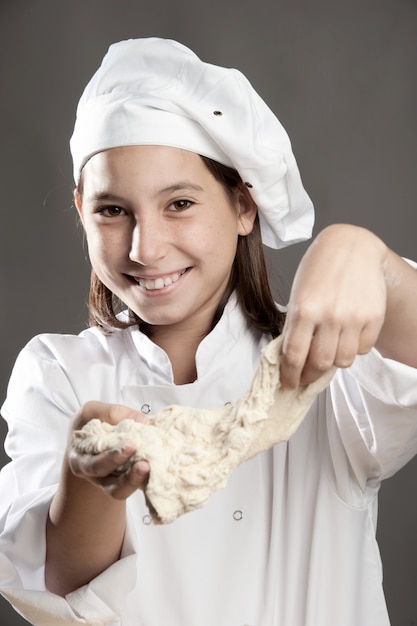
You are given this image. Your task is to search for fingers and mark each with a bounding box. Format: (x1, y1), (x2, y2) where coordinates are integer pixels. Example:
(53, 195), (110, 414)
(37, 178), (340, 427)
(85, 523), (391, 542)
(279, 224), (389, 389)
(68, 442), (137, 478)
(72, 400), (147, 431)
(67, 401), (151, 500)
(288, 327), (357, 388)
(101, 460), (150, 500)
(68, 442), (150, 500)
(280, 316), (384, 389)
(280, 324), (340, 389)
(280, 315), (315, 389)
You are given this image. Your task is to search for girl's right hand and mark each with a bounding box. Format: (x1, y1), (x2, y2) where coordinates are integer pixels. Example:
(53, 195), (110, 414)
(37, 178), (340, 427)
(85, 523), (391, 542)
(67, 400), (150, 500)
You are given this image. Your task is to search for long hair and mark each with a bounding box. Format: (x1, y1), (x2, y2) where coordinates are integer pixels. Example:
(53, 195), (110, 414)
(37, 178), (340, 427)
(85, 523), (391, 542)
(84, 156), (285, 338)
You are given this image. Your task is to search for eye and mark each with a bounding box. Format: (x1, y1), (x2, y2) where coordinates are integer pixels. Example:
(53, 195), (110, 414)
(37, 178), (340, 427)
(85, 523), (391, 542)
(97, 205), (126, 218)
(169, 199), (193, 212)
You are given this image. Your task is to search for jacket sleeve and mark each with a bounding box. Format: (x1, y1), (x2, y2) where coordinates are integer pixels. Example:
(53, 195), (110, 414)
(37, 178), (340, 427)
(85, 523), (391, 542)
(0, 336), (139, 625)
(323, 347), (417, 506)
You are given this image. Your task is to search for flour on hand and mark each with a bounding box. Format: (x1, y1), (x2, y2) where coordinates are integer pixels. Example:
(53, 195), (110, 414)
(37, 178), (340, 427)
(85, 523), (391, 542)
(72, 336), (335, 524)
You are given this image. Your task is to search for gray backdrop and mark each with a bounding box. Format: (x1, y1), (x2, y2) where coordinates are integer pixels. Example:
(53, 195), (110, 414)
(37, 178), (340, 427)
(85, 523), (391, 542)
(1, 0), (416, 624)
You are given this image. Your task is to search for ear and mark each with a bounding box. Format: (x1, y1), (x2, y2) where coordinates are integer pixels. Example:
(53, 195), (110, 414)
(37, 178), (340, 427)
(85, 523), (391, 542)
(236, 185), (258, 237)
(73, 189), (85, 225)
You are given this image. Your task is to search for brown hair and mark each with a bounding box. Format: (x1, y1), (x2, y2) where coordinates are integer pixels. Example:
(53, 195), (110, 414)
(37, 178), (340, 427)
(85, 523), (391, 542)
(82, 156), (285, 338)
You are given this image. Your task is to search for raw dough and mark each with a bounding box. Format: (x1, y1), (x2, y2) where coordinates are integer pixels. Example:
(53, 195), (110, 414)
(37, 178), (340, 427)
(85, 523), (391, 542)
(72, 335), (335, 524)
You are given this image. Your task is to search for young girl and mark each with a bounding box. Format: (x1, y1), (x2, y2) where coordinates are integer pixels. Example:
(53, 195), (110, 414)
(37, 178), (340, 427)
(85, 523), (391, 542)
(1, 37), (417, 626)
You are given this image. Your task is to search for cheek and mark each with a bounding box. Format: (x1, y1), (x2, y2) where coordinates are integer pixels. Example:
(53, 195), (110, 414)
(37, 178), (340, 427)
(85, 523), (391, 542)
(85, 232), (105, 261)
(199, 202), (240, 243)
(213, 211), (240, 249)
(85, 223), (122, 256)
(85, 231), (122, 276)
(198, 220), (239, 270)
(192, 218), (236, 249)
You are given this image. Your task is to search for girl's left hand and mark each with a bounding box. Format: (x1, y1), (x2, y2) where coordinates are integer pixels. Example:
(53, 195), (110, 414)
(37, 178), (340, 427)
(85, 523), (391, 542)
(280, 224), (388, 389)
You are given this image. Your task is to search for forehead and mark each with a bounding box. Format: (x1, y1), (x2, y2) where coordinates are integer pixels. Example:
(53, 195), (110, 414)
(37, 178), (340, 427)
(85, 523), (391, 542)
(83, 145), (208, 179)
(80, 145), (226, 201)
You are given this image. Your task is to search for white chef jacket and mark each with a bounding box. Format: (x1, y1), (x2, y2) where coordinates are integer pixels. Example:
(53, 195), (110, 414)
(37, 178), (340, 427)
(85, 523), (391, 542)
(1, 296), (417, 626)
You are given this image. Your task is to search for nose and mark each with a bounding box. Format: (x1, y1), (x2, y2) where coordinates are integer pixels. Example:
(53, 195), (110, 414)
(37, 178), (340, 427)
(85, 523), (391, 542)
(129, 215), (168, 266)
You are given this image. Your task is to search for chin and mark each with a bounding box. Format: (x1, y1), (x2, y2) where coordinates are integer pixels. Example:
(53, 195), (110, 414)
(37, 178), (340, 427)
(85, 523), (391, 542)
(128, 306), (185, 328)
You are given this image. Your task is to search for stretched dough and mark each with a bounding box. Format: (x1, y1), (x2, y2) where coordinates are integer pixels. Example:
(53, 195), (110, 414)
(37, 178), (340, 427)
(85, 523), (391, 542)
(72, 336), (335, 524)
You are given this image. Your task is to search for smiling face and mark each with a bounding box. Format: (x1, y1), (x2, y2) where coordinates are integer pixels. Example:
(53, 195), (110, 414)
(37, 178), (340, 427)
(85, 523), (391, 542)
(75, 145), (257, 339)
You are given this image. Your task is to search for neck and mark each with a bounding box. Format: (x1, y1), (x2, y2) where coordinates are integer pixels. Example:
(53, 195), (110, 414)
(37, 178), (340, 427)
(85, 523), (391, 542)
(150, 327), (205, 385)
(141, 293), (229, 384)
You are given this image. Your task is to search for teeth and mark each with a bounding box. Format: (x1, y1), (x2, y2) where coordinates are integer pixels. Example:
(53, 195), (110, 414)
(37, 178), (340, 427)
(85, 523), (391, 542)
(154, 278), (165, 289)
(138, 270), (185, 290)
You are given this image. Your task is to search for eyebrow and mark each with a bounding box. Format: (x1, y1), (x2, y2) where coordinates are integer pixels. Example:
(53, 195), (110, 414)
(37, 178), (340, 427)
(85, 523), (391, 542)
(86, 192), (128, 204)
(86, 182), (205, 204)
(159, 182), (205, 194)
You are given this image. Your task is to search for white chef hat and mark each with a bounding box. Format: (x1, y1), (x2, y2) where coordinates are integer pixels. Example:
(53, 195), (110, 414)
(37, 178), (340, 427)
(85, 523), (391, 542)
(70, 37), (314, 249)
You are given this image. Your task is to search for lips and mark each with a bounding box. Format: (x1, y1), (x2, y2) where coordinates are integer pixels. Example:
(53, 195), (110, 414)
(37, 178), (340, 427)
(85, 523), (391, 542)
(133, 268), (188, 291)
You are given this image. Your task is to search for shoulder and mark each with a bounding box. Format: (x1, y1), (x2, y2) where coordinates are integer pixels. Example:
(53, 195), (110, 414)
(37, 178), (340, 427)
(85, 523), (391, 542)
(29, 325), (127, 355)
(10, 325), (136, 381)
(3, 326), (140, 417)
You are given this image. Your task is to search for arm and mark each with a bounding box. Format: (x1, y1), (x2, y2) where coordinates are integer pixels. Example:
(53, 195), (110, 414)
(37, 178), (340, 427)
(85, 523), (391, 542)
(280, 223), (417, 388)
(45, 401), (149, 597)
(375, 246), (417, 366)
